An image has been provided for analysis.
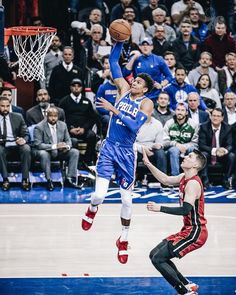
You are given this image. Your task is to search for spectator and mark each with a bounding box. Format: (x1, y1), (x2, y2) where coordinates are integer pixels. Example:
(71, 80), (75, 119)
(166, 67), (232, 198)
(163, 51), (189, 81)
(119, 36), (140, 68)
(136, 113), (167, 173)
(196, 73), (222, 111)
(171, 0), (206, 26)
(40, 35), (63, 90)
(145, 8), (176, 43)
(152, 91), (174, 126)
(172, 19), (201, 72)
(188, 7), (209, 42)
(141, 0), (168, 29)
(203, 19), (236, 70)
(26, 89), (65, 127)
(59, 78), (99, 165)
(226, 72), (236, 95)
(188, 51), (219, 92)
(163, 102), (199, 176)
(48, 46), (83, 105)
(123, 6), (145, 45)
(232, 121), (236, 188)
(0, 88), (25, 118)
(222, 92), (236, 125)
(110, 0), (140, 23)
(0, 96), (31, 191)
(83, 24), (109, 72)
(187, 92), (209, 124)
(96, 77), (117, 137)
(91, 55), (111, 94)
(218, 52), (236, 96)
(0, 56), (17, 84)
(33, 107), (80, 191)
(152, 25), (173, 56)
(123, 37), (172, 100)
(199, 108), (235, 189)
(164, 66), (206, 110)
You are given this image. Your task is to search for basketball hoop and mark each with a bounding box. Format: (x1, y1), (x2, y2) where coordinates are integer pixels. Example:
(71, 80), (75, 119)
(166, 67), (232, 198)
(4, 26), (57, 82)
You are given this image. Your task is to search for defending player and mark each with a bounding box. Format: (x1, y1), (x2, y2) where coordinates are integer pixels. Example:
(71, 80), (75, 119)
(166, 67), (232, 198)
(143, 148), (208, 295)
(81, 41), (154, 264)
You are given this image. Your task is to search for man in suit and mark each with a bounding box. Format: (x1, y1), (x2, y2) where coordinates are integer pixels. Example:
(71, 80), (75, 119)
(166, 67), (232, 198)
(222, 92), (236, 125)
(199, 108), (235, 189)
(33, 107), (80, 191)
(187, 92), (209, 125)
(26, 89), (65, 126)
(0, 87), (25, 118)
(0, 96), (31, 191)
(59, 78), (100, 165)
(48, 46), (83, 105)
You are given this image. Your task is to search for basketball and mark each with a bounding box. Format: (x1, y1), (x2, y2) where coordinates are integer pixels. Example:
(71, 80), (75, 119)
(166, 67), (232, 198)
(109, 19), (131, 41)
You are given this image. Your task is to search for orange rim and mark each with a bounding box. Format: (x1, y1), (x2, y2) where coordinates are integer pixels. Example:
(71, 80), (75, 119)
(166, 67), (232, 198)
(5, 26), (57, 37)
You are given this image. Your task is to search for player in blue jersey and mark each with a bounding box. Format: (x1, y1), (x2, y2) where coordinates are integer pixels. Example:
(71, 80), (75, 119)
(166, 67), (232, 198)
(81, 41), (154, 264)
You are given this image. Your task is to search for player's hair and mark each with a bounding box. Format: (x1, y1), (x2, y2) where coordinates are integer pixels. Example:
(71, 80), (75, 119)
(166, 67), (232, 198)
(137, 73), (154, 93)
(193, 149), (207, 171)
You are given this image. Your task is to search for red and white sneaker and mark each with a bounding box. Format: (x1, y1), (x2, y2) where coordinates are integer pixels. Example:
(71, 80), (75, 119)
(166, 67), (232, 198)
(116, 237), (128, 264)
(186, 283), (199, 293)
(81, 207), (98, 231)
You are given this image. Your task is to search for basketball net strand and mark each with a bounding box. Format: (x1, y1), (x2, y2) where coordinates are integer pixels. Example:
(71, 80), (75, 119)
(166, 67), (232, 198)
(12, 31), (56, 82)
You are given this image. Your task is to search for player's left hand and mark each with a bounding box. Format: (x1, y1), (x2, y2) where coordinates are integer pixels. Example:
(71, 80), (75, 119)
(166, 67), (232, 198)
(147, 201), (161, 212)
(96, 97), (113, 111)
(142, 147), (152, 166)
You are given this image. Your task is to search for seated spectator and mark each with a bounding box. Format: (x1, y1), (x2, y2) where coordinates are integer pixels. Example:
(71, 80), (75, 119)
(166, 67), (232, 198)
(163, 102), (199, 176)
(199, 108), (235, 189)
(188, 51), (219, 92)
(83, 24), (109, 72)
(164, 66), (206, 110)
(33, 107), (80, 191)
(136, 113), (167, 173)
(203, 19), (236, 70)
(226, 72), (236, 95)
(196, 73), (222, 111)
(48, 46), (83, 105)
(59, 78), (99, 165)
(123, 6), (145, 45)
(187, 92), (209, 125)
(222, 92), (236, 125)
(171, 0), (206, 26)
(119, 36), (140, 68)
(152, 25), (173, 56)
(145, 8), (176, 43)
(0, 87), (25, 118)
(0, 56), (17, 84)
(152, 91), (174, 126)
(172, 19), (201, 72)
(188, 6), (209, 42)
(123, 37), (172, 100)
(110, 0), (141, 23)
(40, 35), (63, 90)
(232, 122), (236, 188)
(141, 0), (168, 29)
(218, 52), (236, 96)
(96, 77), (117, 138)
(0, 96), (31, 191)
(91, 55), (110, 94)
(26, 89), (65, 126)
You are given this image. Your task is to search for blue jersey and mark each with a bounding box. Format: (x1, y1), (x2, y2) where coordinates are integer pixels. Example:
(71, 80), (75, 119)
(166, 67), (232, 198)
(106, 92), (146, 146)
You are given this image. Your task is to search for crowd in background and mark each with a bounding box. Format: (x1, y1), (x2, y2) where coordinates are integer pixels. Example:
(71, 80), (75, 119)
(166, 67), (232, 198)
(0, 0), (236, 191)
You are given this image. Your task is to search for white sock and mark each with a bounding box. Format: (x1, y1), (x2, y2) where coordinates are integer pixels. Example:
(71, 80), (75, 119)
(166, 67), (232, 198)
(89, 204), (98, 213)
(120, 225), (129, 242)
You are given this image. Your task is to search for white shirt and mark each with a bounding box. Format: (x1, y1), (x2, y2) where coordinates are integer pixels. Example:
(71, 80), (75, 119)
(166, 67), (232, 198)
(48, 122), (57, 148)
(225, 107), (236, 125)
(63, 61), (73, 72)
(189, 109), (199, 125)
(211, 124), (221, 156)
(70, 93), (82, 104)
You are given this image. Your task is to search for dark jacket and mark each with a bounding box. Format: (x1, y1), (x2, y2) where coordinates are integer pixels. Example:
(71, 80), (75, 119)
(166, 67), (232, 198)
(152, 38), (173, 57)
(199, 121), (233, 154)
(172, 34), (201, 72)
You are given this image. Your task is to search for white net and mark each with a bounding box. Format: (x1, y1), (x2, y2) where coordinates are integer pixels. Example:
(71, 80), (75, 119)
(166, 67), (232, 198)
(11, 27), (56, 82)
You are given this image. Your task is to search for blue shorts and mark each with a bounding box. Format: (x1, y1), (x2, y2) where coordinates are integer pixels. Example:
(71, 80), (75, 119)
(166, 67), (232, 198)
(96, 140), (136, 190)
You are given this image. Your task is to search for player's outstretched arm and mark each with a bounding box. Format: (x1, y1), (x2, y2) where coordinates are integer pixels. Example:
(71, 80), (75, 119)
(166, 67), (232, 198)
(142, 147), (183, 186)
(109, 42), (130, 98)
